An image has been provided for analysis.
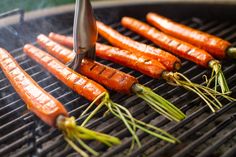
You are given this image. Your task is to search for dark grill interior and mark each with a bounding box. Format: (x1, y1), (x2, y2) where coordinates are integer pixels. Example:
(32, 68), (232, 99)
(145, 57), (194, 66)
(0, 2), (236, 157)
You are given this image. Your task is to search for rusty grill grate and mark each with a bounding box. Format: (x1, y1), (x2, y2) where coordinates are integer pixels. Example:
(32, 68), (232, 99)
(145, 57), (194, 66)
(0, 2), (236, 157)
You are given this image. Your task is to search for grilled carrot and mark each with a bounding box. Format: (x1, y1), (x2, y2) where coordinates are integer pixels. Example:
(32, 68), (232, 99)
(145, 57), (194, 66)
(24, 44), (179, 147)
(121, 17), (231, 94)
(121, 17), (213, 67)
(37, 34), (186, 122)
(95, 22), (181, 71)
(0, 47), (120, 157)
(146, 12), (236, 59)
(49, 32), (73, 48)
(48, 33), (235, 113)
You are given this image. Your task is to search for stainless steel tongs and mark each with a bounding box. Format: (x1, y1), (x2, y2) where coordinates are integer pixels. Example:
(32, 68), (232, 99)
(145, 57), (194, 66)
(68, 0), (97, 70)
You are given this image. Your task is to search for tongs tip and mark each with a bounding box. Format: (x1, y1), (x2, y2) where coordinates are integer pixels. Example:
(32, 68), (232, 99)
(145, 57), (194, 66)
(70, 0), (97, 70)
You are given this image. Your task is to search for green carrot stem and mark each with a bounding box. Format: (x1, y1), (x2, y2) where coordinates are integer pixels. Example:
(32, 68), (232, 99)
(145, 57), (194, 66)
(64, 137), (89, 157)
(107, 102), (178, 143)
(81, 92), (179, 148)
(132, 83), (185, 122)
(178, 73), (222, 110)
(162, 71), (228, 112)
(56, 115), (120, 156)
(191, 83), (236, 101)
(208, 60), (231, 94)
(77, 139), (99, 156)
(80, 92), (106, 118)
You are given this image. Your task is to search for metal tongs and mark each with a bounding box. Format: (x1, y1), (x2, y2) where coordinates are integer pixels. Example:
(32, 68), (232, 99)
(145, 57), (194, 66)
(68, 0), (97, 70)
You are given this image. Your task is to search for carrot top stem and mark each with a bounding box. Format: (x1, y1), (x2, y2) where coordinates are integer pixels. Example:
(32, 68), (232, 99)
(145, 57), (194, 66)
(162, 71), (235, 113)
(56, 115), (120, 156)
(208, 60), (231, 94)
(227, 47), (236, 59)
(80, 92), (178, 149)
(131, 83), (186, 122)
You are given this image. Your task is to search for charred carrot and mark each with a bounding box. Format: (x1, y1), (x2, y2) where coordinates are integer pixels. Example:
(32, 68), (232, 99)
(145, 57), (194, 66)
(146, 12), (236, 59)
(121, 17), (231, 95)
(0, 47), (120, 157)
(37, 34), (186, 122)
(121, 17), (213, 67)
(93, 24), (181, 71)
(24, 44), (179, 147)
(48, 33), (235, 113)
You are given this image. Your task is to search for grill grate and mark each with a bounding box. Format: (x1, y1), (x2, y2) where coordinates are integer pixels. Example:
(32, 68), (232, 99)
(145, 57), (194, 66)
(1, 3), (236, 157)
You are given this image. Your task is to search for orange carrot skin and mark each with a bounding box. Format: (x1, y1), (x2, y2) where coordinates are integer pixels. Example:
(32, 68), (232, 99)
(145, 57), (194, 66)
(96, 21), (180, 71)
(37, 34), (138, 94)
(48, 33), (174, 74)
(49, 32), (74, 48)
(79, 59), (138, 94)
(121, 17), (214, 68)
(23, 44), (106, 102)
(146, 13), (231, 59)
(47, 33), (166, 78)
(96, 43), (166, 78)
(38, 34), (74, 64)
(0, 48), (68, 127)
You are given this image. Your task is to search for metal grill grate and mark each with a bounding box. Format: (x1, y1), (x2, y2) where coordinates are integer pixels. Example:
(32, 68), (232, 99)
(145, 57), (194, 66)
(0, 3), (236, 157)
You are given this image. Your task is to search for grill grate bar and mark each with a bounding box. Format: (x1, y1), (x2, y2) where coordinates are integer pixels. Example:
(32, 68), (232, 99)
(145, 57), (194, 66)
(188, 20), (218, 31)
(0, 132), (33, 155)
(221, 146), (236, 157)
(205, 22), (231, 35)
(173, 113), (236, 157)
(197, 120), (236, 157)
(215, 25), (236, 38)
(0, 121), (34, 143)
(10, 145), (35, 157)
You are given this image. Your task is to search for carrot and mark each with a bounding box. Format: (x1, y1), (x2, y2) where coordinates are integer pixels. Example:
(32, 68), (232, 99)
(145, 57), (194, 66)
(94, 23), (181, 71)
(0, 47), (120, 157)
(37, 34), (186, 122)
(48, 33), (235, 113)
(146, 12), (236, 59)
(121, 17), (213, 67)
(24, 44), (179, 147)
(121, 17), (231, 95)
(49, 32), (74, 48)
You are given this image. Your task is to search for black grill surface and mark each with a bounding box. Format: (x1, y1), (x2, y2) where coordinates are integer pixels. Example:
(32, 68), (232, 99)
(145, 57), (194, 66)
(0, 2), (236, 157)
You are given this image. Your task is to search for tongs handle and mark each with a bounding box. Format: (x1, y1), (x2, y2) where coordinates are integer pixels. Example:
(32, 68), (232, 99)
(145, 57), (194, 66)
(69, 0), (97, 70)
